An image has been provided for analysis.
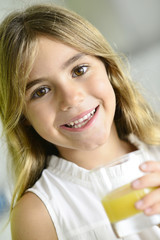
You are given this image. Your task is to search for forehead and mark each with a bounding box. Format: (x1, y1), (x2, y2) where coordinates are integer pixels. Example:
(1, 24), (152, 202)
(37, 36), (80, 60)
(29, 36), (85, 78)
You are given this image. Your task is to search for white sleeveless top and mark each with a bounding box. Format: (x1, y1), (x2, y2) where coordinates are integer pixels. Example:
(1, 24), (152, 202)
(28, 135), (160, 240)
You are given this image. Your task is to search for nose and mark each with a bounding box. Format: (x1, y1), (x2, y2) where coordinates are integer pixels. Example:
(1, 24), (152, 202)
(59, 83), (85, 111)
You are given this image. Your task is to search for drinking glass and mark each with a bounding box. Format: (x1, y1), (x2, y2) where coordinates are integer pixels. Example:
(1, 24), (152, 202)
(91, 150), (160, 238)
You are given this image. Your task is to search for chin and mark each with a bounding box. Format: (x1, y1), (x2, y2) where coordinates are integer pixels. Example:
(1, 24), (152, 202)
(78, 134), (109, 151)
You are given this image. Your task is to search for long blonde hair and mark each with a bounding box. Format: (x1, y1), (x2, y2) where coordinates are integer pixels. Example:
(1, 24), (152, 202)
(0, 4), (159, 212)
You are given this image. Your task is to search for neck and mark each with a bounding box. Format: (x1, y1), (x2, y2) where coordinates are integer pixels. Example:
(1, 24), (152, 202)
(58, 124), (136, 170)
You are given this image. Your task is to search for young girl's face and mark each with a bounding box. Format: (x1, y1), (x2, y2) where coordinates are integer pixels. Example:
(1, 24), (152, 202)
(25, 36), (116, 152)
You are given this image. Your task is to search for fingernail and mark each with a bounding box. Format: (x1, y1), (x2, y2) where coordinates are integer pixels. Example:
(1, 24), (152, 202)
(140, 163), (147, 170)
(132, 179), (140, 188)
(144, 208), (152, 214)
(135, 200), (143, 209)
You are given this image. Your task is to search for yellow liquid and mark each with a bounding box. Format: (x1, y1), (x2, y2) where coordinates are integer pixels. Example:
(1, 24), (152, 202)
(102, 184), (155, 223)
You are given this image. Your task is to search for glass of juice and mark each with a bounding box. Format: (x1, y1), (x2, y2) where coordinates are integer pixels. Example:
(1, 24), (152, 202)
(91, 150), (160, 238)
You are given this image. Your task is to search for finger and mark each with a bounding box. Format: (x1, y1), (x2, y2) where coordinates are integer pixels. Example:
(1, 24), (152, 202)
(135, 188), (160, 214)
(132, 172), (160, 189)
(140, 161), (160, 173)
(144, 202), (160, 216)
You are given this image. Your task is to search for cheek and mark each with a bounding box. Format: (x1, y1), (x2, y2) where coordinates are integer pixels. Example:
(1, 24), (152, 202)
(26, 109), (56, 142)
(95, 77), (116, 118)
(87, 74), (116, 104)
(25, 103), (54, 130)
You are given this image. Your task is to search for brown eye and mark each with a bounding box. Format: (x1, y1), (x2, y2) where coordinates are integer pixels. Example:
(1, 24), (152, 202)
(72, 65), (88, 77)
(32, 87), (50, 99)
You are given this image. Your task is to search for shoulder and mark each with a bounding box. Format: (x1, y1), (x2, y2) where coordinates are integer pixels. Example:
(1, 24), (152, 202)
(11, 192), (58, 240)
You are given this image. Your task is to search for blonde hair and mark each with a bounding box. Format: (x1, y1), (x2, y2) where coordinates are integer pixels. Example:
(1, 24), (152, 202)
(0, 4), (159, 213)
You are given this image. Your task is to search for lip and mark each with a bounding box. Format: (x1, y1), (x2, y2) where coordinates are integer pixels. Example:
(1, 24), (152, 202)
(60, 105), (100, 132)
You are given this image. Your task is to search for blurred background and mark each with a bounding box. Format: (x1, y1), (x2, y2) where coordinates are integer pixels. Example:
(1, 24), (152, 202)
(0, 0), (160, 239)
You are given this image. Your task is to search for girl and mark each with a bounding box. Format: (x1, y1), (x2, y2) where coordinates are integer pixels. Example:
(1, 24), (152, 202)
(0, 4), (160, 240)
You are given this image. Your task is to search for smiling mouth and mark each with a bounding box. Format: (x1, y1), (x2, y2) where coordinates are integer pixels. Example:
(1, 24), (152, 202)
(63, 106), (98, 129)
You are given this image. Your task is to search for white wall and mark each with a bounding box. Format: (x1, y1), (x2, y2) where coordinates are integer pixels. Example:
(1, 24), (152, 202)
(129, 42), (160, 112)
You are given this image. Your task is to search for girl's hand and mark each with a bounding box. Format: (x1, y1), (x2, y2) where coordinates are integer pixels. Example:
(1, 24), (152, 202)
(131, 161), (160, 216)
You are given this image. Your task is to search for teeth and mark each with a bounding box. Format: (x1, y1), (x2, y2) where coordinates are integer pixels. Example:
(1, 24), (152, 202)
(83, 115), (88, 120)
(79, 118), (83, 123)
(66, 108), (96, 128)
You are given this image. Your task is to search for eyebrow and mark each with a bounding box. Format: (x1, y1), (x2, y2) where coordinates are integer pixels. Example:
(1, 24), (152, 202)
(26, 78), (44, 91)
(26, 52), (86, 91)
(62, 52), (86, 69)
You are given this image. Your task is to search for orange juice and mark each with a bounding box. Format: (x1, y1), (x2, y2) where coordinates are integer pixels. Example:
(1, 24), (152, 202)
(102, 184), (155, 223)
